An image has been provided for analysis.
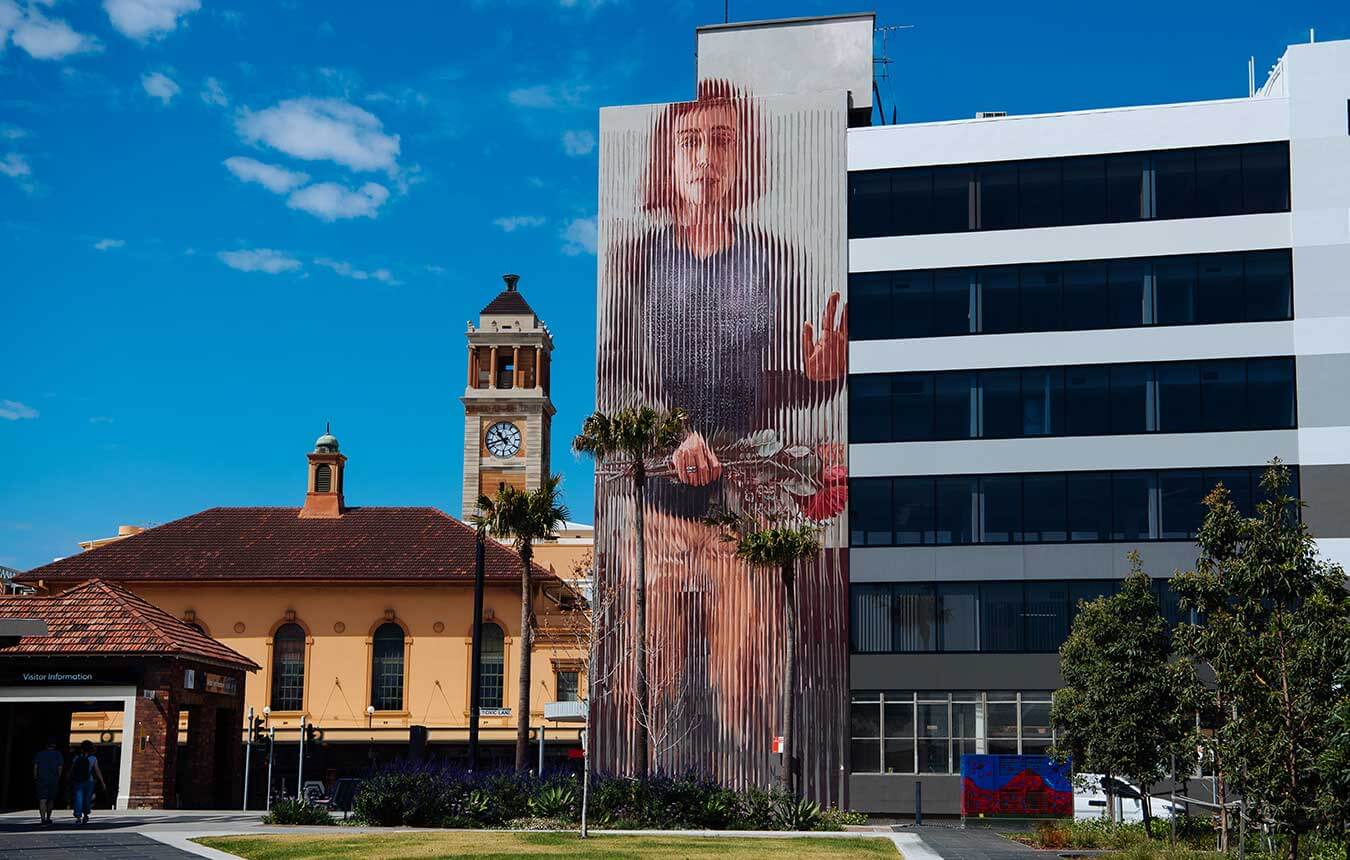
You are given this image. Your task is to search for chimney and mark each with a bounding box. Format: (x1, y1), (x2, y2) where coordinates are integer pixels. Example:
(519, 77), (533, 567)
(300, 425), (346, 519)
(503, 273), (520, 292)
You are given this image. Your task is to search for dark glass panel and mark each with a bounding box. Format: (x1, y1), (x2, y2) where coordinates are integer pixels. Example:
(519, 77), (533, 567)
(932, 165), (972, 232)
(1159, 470), (1204, 539)
(892, 584), (937, 652)
(892, 270), (935, 338)
(892, 374), (935, 442)
(918, 701), (949, 737)
(1195, 146), (1244, 217)
(934, 476), (977, 545)
(1154, 149), (1197, 219)
(1066, 365), (1110, 436)
(1022, 474), (1067, 542)
(932, 270), (974, 335)
(1197, 254), (1245, 324)
(1108, 259), (1148, 327)
(892, 168), (934, 235)
(850, 478), (893, 546)
(849, 272), (893, 340)
(884, 738), (916, 773)
(851, 585), (893, 652)
(893, 477), (935, 546)
(1110, 364), (1152, 434)
(1021, 700), (1054, 741)
(851, 739), (881, 773)
(1204, 468), (1254, 517)
(1246, 357), (1296, 430)
(980, 476), (1023, 544)
(1063, 261), (1111, 331)
(1069, 579), (1116, 625)
(1157, 363), (1203, 433)
(1111, 472), (1156, 541)
(1242, 142), (1290, 213)
(934, 371), (976, 439)
(981, 369), (1021, 438)
(1020, 264), (1062, 332)
(1019, 160), (1062, 227)
(1024, 581), (1070, 651)
(980, 267), (1020, 334)
(849, 375), (893, 443)
(938, 584), (979, 651)
(1154, 578), (1187, 628)
(1155, 256), (1198, 325)
(848, 171), (891, 238)
(1062, 155), (1107, 224)
(1106, 153), (1147, 221)
(981, 581), (1025, 652)
(1201, 359), (1245, 431)
(1243, 250), (1293, 322)
(1021, 367), (1064, 436)
(370, 622), (405, 711)
(918, 739), (950, 774)
(979, 162), (1018, 230)
(1068, 472), (1113, 541)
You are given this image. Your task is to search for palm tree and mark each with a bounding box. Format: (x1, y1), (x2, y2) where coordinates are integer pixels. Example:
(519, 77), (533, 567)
(474, 475), (569, 772)
(727, 523), (821, 795)
(572, 407), (686, 778)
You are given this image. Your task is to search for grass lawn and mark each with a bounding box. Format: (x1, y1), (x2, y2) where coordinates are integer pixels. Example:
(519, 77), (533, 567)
(195, 831), (899, 860)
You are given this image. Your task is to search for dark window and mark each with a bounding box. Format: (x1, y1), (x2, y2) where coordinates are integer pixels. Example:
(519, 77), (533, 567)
(370, 622), (405, 712)
(1195, 146), (1244, 217)
(852, 585), (893, 651)
(932, 270), (973, 335)
(556, 670), (580, 702)
(892, 374), (934, 442)
(979, 163), (1019, 230)
(893, 478), (935, 545)
(892, 270), (934, 338)
(850, 375), (893, 443)
(1204, 467), (1254, 516)
(980, 267), (1020, 333)
(1106, 154), (1147, 221)
(1246, 357), (1296, 429)
(849, 171), (891, 238)
(934, 371), (976, 439)
(1155, 256), (1198, 326)
(1244, 250), (1293, 321)
(932, 166), (972, 232)
(981, 582), (1024, 652)
(1062, 155), (1107, 224)
(1154, 579), (1187, 628)
(980, 476), (1022, 544)
(1024, 581), (1070, 652)
(1159, 471), (1204, 539)
(892, 584), (938, 652)
(1022, 474), (1067, 542)
(1156, 363), (1203, 433)
(1019, 160), (1062, 228)
(1112, 472), (1156, 541)
(935, 477), (976, 544)
(1197, 254), (1245, 324)
(1066, 365), (1110, 436)
(938, 584), (979, 650)
(1242, 142), (1290, 212)
(1062, 262), (1110, 331)
(893, 169), (934, 235)
(1110, 364), (1152, 434)
(1201, 360), (1245, 431)
(1154, 150), (1197, 219)
(1069, 580), (1116, 625)
(850, 273), (893, 341)
(1021, 367), (1064, 436)
(479, 622), (505, 708)
(1068, 473), (1113, 541)
(850, 478), (893, 546)
(981, 369), (1021, 438)
(270, 623), (306, 711)
(1020, 265), (1062, 332)
(1108, 259), (1149, 327)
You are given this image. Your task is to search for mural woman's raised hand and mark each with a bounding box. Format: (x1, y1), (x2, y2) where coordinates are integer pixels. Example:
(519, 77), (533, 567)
(802, 291), (847, 382)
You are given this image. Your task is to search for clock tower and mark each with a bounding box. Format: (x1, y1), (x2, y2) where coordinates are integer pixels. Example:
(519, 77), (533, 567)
(461, 273), (555, 518)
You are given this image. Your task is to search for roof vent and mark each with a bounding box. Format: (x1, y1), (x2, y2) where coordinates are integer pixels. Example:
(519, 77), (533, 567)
(503, 273), (520, 292)
(975, 111), (1008, 119)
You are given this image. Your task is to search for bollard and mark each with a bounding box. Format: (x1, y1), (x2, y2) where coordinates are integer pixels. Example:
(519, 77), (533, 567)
(915, 780), (923, 825)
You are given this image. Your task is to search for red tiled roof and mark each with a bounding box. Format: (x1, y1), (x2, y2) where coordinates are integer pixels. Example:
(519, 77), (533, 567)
(20, 507), (554, 585)
(480, 288), (537, 317)
(0, 579), (258, 670)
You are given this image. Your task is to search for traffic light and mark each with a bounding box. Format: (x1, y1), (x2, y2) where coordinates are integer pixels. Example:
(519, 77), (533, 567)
(254, 732), (272, 756)
(304, 722), (323, 747)
(250, 715), (266, 741)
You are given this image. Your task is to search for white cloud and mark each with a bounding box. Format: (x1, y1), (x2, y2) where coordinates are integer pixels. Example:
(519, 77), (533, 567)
(493, 215), (546, 232)
(561, 129), (595, 157)
(0, 153), (30, 178)
(0, 126), (27, 141)
(103, 0), (200, 40)
(218, 248), (301, 274)
(286, 181), (389, 221)
(200, 77), (228, 107)
(561, 216), (597, 256)
(6, 5), (100, 60)
(141, 71), (180, 105)
(314, 257), (399, 285)
(236, 98), (400, 173)
(223, 156), (308, 193)
(93, 238), (125, 251)
(0, 400), (38, 421)
(507, 81), (589, 110)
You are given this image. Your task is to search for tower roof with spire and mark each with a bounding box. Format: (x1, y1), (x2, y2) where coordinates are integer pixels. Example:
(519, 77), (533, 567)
(479, 273), (538, 317)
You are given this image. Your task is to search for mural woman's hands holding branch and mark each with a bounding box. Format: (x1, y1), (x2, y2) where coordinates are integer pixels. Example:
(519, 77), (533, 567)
(672, 431), (723, 486)
(802, 291), (847, 381)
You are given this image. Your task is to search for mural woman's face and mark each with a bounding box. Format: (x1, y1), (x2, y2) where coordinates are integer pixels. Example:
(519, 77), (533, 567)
(672, 104), (740, 218)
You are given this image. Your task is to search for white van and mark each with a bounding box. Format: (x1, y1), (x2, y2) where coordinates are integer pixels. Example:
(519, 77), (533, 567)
(1075, 774), (1182, 822)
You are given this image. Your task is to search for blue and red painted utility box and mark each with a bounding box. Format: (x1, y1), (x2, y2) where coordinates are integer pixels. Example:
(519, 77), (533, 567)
(960, 754), (1073, 818)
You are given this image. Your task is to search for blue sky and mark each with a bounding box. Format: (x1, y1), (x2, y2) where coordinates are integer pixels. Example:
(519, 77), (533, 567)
(1, 0), (1346, 570)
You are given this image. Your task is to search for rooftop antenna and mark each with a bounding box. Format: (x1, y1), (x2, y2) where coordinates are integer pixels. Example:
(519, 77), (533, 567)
(1309, 27), (1315, 43)
(1248, 56), (1255, 97)
(873, 24), (915, 126)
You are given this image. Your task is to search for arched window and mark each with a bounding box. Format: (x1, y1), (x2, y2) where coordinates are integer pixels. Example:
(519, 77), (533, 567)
(479, 623), (504, 709)
(270, 623), (306, 711)
(314, 464), (332, 493)
(370, 623), (405, 712)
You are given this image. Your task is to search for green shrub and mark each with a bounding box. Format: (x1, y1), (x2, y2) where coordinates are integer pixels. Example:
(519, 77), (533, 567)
(263, 798), (334, 826)
(771, 796), (823, 831)
(816, 806), (868, 831)
(529, 784), (578, 820)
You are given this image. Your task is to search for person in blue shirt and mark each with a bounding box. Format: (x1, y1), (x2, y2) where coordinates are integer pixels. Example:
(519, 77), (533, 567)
(68, 740), (106, 824)
(32, 738), (63, 825)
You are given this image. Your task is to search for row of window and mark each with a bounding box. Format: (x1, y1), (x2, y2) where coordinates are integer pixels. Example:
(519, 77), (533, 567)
(851, 579), (1186, 654)
(849, 249), (1293, 340)
(850, 466), (1295, 547)
(850, 357), (1297, 444)
(851, 691), (1053, 774)
(267, 621), (581, 713)
(849, 142), (1290, 239)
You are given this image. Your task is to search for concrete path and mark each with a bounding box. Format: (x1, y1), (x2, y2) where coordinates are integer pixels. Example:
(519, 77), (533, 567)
(899, 825), (1043, 860)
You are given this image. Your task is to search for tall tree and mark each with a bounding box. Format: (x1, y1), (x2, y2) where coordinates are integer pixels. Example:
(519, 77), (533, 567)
(711, 516), (820, 795)
(475, 475), (569, 772)
(1174, 462), (1349, 860)
(1051, 552), (1198, 832)
(572, 407), (686, 778)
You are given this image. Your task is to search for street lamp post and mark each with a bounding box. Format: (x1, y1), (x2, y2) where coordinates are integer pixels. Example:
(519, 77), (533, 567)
(468, 526), (486, 770)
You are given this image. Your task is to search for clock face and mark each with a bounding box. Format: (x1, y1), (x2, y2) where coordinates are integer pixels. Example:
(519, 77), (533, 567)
(485, 421), (522, 458)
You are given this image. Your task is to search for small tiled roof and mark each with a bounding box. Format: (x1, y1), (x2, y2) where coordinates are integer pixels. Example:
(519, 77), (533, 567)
(20, 507), (554, 585)
(0, 579), (258, 670)
(480, 288), (537, 317)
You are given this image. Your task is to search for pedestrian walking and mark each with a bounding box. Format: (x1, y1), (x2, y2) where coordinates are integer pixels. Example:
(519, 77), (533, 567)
(69, 740), (106, 824)
(32, 738), (63, 825)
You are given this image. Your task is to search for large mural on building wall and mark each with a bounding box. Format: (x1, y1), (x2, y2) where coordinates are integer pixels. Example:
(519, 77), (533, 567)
(593, 80), (849, 803)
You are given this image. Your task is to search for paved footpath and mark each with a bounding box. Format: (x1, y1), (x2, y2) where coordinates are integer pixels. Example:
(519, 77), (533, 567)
(902, 826), (1044, 860)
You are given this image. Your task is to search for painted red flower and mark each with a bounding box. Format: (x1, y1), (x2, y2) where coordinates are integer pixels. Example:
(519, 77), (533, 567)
(798, 464), (847, 521)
